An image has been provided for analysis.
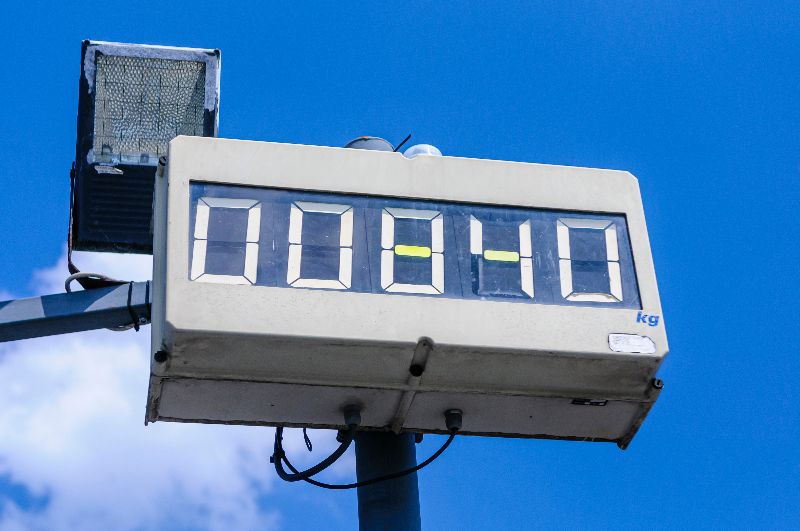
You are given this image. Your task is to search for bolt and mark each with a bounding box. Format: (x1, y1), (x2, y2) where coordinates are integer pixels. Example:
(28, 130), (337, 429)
(652, 378), (664, 389)
(409, 364), (424, 377)
(154, 350), (168, 363)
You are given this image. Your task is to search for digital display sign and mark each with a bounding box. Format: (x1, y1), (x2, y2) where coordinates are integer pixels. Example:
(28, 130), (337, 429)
(188, 184), (641, 308)
(148, 137), (667, 448)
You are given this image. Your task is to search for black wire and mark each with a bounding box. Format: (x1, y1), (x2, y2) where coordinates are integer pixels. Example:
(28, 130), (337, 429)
(126, 282), (141, 332)
(275, 429), (457, 490)
(272, 425), (357, 482)
(393, 133), (412, 152)
(67, 163), (78, 277)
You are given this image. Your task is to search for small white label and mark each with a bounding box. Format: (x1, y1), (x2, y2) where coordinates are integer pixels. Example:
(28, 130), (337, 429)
(608, 333), (656, 354)
(95, 165), (124, 175)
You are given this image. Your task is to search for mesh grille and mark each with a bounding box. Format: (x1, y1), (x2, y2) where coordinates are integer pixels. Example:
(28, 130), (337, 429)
(92, 54), (206, 165)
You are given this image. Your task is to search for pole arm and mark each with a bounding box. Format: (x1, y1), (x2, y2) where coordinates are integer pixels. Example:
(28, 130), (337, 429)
(0, 281), (151, 343)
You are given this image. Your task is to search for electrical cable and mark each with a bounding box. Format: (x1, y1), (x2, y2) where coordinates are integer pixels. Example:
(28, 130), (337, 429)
(393, 133), (412, 152)
(279, 431), (456, 490)
(271, 406), (362, 483)
(272, 424), (358, 483)
(64, 272), (122, 293)
(271, 409), (462, 490)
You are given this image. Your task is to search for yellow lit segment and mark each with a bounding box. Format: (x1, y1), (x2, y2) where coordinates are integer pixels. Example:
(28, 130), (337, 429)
(484, 250), (520, 262)
(395, 245), (432, 258)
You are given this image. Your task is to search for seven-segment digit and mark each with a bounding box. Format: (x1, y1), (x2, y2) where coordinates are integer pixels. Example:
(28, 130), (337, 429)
(190, 197), (261, 284)
(287, 201), (353, 289)
(381, 207), (444, 294)
(470, 216), (534, 298)
(556, 218), (622, 302)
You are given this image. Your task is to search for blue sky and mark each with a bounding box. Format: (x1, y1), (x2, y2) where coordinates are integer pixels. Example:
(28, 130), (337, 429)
(1, 1), (799, 529)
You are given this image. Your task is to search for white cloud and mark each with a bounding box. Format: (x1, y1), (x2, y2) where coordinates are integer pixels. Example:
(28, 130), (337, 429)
(0, 250), (352, 530)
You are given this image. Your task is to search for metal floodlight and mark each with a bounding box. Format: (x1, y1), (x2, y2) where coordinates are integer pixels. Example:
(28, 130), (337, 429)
(73, 40), (221, 254)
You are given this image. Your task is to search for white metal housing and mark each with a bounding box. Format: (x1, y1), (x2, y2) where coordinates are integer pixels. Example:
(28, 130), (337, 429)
(148, 137), (668, 448)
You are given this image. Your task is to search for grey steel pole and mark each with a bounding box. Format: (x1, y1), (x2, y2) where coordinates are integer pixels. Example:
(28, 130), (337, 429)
(0, 281), (151, 342)
(345, 136), (422, 531)
(355, 432), (421, 531)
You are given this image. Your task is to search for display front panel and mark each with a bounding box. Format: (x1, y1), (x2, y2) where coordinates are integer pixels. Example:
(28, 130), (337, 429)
(188, 182), (641, 308)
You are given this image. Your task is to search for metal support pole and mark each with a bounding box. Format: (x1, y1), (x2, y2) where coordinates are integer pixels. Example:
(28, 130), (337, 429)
(0, 282), (151, 342)
(355, 432), (421, 531)
(344, 136), (422, 530)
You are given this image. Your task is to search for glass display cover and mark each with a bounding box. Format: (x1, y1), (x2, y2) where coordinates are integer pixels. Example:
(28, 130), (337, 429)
(187, 183), (641, 309)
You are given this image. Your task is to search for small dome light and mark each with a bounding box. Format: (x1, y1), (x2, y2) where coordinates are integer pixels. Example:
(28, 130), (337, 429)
(403, 144), (442, 158)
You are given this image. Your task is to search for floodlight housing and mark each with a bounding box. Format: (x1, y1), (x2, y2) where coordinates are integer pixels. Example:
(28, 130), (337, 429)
(73, 40), (221, 253)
